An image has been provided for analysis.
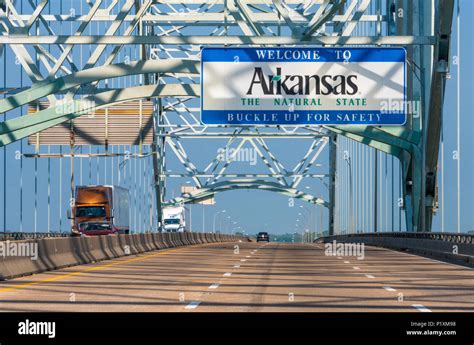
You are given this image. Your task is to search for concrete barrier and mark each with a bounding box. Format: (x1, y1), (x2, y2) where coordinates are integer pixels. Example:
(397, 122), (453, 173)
(162, 232), (172, 248)
(0, 232), (244, 280)
(173, 233), (182, 246)
(190, 233), (198, 245)
(184, 232), (192, 245)
(155, 233), (167, 250)
(195, 233), (202, 244)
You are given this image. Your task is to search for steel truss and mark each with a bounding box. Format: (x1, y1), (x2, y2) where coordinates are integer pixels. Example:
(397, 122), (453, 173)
(0, 0), (455, 233)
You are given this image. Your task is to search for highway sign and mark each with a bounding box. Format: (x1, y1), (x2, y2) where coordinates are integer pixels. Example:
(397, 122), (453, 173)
(181, 186), (215, 205)
(201, 47), (406, 125)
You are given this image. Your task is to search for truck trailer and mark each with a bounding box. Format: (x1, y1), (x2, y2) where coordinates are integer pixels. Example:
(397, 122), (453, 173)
(69, 185), (130, 236)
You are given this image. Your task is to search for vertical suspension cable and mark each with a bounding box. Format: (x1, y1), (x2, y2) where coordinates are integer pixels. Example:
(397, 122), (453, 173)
(134, 146), (137, 233)
(143, 154), (146, 232)
(456, 0), (461, 233)
(48, 146), (51, 233)
(391, 155), (394, 232)
(112, 145), (115, 185)
(118, 145), (122, 186)
(362, 145), (366, 233)
(88, 5), (92, 186)
(104, 143), (107, 185)
(384, 153), (388, 231)
(355, 142), (359, 233)
(2, 28), (5, 234)
(399, 159), (402, 231)
(96, 146), (99, 184)
(380, 151), (383, 231)
(80, 1), (83, 187)
(369, 147), (373, 232)
(19, 47), (23, 232)
(59, 146), (62, 232)
(347, 138), (350, 234)
(129, 145), (132, 233)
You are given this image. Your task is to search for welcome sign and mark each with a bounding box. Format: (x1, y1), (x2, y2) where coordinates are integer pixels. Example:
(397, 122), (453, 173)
(201, 47), (406, 125)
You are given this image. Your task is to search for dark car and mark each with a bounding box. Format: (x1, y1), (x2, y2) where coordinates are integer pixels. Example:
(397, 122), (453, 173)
(257, 232), (270, 242)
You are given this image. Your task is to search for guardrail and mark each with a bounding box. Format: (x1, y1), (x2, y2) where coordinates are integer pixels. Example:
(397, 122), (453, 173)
(0, 232), (70, 241)
(316, 232), (474, 267)
(0, 232), (247, 280)
(316, 232), (474, 244)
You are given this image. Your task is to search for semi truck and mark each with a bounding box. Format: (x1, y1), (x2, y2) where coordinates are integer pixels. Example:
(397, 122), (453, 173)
(161, 206), (186, 232)
(69, 185), (130, 236)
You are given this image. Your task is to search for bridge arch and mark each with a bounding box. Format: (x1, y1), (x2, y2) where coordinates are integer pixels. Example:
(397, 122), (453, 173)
(164, 179), (328, 208)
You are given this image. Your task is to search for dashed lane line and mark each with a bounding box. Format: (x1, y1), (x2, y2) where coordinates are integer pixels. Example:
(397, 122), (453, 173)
(412, 304), (432, 312)
(383, 286), (397, 292)
(185, 301), (201, 310)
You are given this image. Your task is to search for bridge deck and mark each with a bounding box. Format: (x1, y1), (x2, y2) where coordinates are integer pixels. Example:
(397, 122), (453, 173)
(0, 242), (472, 312)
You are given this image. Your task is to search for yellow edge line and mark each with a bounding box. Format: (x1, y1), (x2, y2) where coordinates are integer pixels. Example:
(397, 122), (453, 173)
(0, 244), (209, 294)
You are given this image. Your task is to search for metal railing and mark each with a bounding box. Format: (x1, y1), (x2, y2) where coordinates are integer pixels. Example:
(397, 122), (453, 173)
(319, 232), (474, 244)
(0, 232), (70, 241)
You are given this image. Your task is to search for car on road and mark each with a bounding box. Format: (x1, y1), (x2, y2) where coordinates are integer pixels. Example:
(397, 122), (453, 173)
(257, 232), (270, 242)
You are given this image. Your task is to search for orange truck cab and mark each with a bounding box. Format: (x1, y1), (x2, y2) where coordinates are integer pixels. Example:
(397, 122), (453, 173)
(69, 185), (130, 236)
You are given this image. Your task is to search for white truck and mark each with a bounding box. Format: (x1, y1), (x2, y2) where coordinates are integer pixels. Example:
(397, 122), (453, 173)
(161, 206), (186, 232)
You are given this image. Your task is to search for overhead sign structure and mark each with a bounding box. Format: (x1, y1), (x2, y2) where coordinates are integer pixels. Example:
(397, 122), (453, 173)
(201, 47), (406, 126)
(181, 186), (215, 205)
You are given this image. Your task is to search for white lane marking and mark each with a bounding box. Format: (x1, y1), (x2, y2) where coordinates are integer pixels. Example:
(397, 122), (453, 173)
(353, 267), (360, 270)
(209, 284), (220, 289)
(241, 259), (246, 262)
(365, 274), (375, 279)
(185, 301), (201, 309)
(337, 257), (342, 259)
(344, 261), (350, 264)
(412, 304), (432, 312)
(233, 265), (240, 268)
(246, 255), (251, 258)
(223, 272), (232, 277)
(383, 286), (396, 292)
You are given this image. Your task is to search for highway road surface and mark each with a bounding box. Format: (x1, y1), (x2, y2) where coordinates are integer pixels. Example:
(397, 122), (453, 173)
(0, 241), (472, 312)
